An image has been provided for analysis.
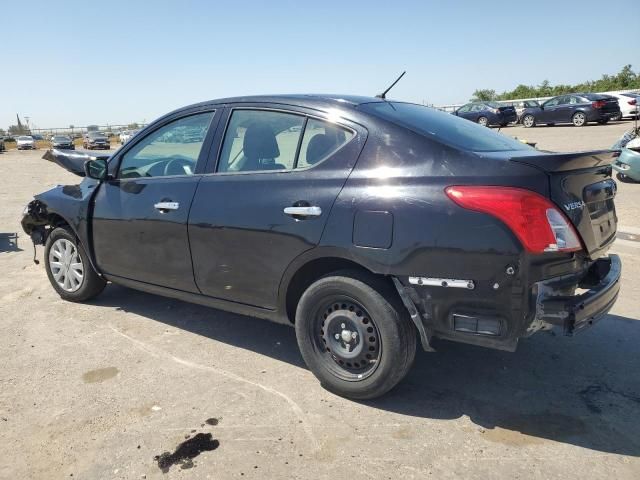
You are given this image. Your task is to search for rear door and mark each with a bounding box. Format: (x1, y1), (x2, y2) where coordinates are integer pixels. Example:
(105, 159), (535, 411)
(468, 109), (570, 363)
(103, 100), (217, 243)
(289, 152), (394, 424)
(92, 108), (219, 292)
(188, 105), (366, 308)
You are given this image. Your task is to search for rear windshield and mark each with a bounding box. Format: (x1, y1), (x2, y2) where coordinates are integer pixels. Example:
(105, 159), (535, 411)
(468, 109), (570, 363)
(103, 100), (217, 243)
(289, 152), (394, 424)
(359, 102), (532, 152)
(622, 93), (640, 98)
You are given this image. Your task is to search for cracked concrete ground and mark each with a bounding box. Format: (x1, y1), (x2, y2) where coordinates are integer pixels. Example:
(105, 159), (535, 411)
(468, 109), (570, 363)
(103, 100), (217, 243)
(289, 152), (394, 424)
(1, 121), (639, 479)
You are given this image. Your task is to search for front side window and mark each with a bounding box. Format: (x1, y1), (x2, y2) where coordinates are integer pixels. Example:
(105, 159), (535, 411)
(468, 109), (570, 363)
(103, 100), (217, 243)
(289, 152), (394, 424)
(118, 112), (214, 179)
(457, 104), (471, 113)
(544, 98), (559, 108)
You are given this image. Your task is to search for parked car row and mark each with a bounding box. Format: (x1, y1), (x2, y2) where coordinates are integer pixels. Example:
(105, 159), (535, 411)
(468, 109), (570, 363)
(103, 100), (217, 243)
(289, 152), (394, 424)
(453, 92), (636, 128)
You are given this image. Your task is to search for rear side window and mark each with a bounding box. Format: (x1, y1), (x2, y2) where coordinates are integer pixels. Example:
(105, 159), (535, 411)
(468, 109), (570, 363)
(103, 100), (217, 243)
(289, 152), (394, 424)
(217, 110), (354, 172)
(297, 119), (354, 169)
(360, 102), (531, 152)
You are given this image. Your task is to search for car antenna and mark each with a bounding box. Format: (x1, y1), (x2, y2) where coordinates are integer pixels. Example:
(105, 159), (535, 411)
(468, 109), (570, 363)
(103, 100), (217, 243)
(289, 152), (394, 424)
(376, 71), (406, 99)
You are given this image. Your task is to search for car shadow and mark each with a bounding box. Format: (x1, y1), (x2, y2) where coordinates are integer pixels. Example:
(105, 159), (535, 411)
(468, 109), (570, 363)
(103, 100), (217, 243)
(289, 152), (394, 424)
(92, 285), (640, 456)
(0, 232), (22, 252)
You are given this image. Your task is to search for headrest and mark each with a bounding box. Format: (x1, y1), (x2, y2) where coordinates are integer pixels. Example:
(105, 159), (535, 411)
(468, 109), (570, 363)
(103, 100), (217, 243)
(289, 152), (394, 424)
(243, 122), (280, 160)
(306, 134), (334, 165)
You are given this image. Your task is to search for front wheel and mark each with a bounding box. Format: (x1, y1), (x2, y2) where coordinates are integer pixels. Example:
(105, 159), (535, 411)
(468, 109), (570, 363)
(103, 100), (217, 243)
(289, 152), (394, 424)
(295, 271), (416, 400)
(477, 116), (489, 127)
(572, 111), (587, 127)
(522, 114), (535, 128)
(45, 227), (106, 302)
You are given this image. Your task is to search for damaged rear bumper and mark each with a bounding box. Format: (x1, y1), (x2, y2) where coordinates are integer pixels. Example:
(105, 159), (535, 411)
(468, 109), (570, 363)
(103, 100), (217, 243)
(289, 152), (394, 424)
(535, 254), (621, 335)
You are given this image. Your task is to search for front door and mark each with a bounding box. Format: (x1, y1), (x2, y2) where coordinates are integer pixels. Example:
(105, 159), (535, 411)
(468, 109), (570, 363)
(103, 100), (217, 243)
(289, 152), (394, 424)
(188, 107), (365, 308)
(92, 110), (218, 292)
(540, 97), (560, 123)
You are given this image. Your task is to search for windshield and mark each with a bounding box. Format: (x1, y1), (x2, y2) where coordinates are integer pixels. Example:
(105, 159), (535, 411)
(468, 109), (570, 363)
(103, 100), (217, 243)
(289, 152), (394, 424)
(88, 132), (105, 137)
(53, 136), (70, 141)
(359, 102), (532, 152)
(18, 136), (32, 141)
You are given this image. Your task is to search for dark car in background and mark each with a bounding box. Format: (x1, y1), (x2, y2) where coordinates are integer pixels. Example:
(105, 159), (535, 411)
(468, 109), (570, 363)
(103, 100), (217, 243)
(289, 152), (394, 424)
(83, 131), (110, 150)
(452, 101), (517, 127)
(0, 137), (5, 152)
(521, 93), (621, 127)
(22, 94), (620, 399)
(51, 135), (75, 150)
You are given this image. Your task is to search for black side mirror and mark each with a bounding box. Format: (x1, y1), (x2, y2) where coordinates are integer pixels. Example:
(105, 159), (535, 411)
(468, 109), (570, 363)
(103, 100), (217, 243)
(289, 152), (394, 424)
(84, 158), (108, 180)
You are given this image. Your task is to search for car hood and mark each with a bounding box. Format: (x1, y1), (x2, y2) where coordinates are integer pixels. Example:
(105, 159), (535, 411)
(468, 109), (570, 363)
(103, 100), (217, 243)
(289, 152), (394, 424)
(42, 149), (111, 176)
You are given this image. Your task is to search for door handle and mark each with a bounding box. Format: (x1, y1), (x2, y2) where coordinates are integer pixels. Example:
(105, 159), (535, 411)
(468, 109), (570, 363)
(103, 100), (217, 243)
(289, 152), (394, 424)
(284, 206), (322, 217)
(154, 201), (180, 211)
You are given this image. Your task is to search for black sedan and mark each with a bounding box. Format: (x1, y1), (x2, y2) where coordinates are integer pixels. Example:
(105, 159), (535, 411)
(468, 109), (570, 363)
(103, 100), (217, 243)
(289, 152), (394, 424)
(21, 94), (620, 399)
(452, 101), (517, 127)
(521, 93), (621, 127)
(50, 135), (75, 150)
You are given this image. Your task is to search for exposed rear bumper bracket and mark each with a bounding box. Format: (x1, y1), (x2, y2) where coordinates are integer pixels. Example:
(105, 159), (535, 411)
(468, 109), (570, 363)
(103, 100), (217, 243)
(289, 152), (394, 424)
(392, 277), (435, 352)
(536, 254), (621, 335)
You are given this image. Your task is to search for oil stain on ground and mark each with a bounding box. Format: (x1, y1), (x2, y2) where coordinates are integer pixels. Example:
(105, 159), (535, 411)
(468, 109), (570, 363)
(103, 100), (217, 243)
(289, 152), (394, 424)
(154, 433), (220, 473)
(82, 367), (119, 383)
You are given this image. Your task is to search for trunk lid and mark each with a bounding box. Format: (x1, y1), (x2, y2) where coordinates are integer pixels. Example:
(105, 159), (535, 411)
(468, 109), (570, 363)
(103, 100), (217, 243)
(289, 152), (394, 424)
(510, 150), (618, 258)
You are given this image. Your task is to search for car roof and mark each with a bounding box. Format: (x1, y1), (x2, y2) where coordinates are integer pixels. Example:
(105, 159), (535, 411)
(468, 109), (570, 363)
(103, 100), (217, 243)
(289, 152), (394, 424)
(170, 94), (385, 114)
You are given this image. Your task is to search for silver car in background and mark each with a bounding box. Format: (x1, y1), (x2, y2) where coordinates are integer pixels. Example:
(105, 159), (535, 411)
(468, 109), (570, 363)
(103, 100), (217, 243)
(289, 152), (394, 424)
(16, 135), (37, 150)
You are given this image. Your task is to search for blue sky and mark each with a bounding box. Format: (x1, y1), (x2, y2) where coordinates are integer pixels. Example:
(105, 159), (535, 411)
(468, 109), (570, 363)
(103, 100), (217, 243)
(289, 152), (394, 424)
(1, 0), (638, 129)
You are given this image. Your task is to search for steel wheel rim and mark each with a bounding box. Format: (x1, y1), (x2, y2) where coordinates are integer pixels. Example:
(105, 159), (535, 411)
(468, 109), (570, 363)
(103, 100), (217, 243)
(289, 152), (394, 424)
(314, 297), (381, 381)
(573, 113), (585, 126)
(523, 115), (534, 127)
(49, 238), (84, 292)
(478, 117), (488, 126)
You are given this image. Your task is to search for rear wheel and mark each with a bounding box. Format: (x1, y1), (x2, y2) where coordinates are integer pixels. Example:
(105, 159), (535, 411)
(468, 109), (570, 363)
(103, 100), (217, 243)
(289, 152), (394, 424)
(45, 227), (106, 302)
(616, 172), (640, 183)
(572, 111), (587, 127)
(522, 114), (535, 128)
(477, 116), (489, 127)
(295, 271), (416, 400)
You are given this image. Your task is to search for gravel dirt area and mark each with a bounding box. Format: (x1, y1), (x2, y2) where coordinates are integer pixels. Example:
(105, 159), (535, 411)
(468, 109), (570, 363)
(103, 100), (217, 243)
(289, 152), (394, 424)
(1, 120), (639, 479)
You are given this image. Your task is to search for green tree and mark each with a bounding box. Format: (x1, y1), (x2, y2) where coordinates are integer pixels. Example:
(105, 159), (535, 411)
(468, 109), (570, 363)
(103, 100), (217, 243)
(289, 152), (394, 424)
(482, 65), (640, 101)
(471, 89), (497, 101)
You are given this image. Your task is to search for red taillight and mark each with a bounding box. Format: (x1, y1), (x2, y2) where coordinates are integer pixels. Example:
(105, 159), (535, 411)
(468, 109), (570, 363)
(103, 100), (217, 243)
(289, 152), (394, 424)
(628, 99), (637, 106)
(445, 186), (582, 254)
(592, 100), (606, 109)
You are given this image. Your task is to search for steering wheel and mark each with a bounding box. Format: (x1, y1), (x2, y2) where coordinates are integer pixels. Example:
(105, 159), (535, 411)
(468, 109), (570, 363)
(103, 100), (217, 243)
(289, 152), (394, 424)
(163, 156), (194, 176)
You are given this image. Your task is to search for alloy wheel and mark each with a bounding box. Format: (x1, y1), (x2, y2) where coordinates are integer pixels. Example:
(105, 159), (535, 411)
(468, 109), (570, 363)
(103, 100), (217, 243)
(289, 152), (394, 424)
(573, 112), (586, 126)
(49, 238), (84, 292)
(478, 117), (488, 127)
(523, 115), (534, 128)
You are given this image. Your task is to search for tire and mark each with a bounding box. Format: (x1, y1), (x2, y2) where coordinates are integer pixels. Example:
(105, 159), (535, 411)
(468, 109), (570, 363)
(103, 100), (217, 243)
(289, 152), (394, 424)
(616, 172), (640, 183)
(522, 114), (535, 128)
(572, 111), (587, 127)
(295, 270), (416, 400)
(44, 227), (106, 302)
(477, 116), (489, 127)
